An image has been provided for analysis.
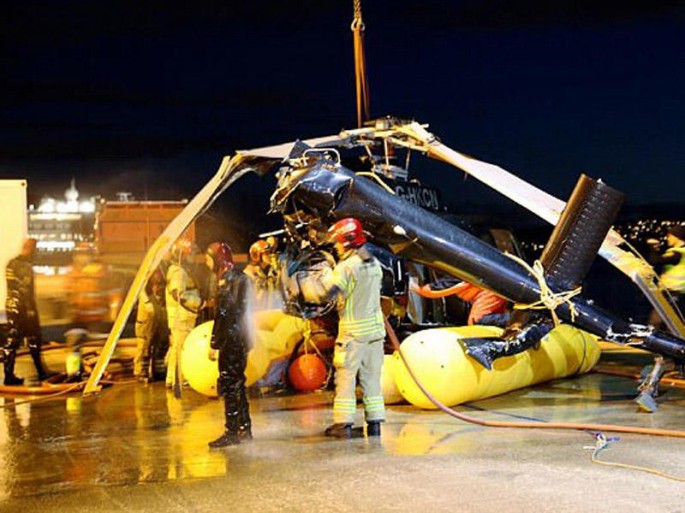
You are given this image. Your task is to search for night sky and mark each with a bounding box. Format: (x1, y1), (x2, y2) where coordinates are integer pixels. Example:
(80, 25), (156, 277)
(2, 1), (685, 215)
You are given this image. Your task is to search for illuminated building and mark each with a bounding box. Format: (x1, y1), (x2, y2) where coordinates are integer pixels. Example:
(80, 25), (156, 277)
(28, 179), (96, 272)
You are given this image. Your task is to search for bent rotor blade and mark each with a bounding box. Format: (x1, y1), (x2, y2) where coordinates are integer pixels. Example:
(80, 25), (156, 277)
(396, 122), (685, 337)
(83, 131), (351, 396)
(83, 155), (252, 395)
(237, 132), (356, 160)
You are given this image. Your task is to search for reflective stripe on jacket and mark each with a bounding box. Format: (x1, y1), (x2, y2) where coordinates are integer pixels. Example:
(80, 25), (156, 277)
(323, 249), (385, 342)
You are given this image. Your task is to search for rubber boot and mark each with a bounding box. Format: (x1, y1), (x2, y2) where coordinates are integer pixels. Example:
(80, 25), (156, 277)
(29, 346), (53, 382)
(3, 351), (24, 386)
(208, 429), (241, 448)
(209, 396), (242, 448)
(134, 352), (150, 382)
(366, 421), (381, 437)
(324, 423), (352, 439)
(236, 389), (253, 441)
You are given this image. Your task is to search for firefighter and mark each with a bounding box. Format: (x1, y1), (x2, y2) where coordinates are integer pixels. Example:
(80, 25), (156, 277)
(244, 239), (280, 309)
(658, 226), (685, 294)
(64, 328), (88, 383)
(206, 242), (253, 448)
(3, 238), (53, 385)
(194, 246), (216, 325)
(165, 239), (202, 389)
(648, 225), (685, 327)
(244, 240), (268, 285)
(134, 267), (167, 381)
(413, 279), (510, 327)
(318, 218), (386, 439)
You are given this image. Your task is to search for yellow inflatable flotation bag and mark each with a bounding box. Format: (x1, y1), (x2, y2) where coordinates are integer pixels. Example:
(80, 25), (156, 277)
(392, 324), (600, 409)
(182, 311), (307, 397)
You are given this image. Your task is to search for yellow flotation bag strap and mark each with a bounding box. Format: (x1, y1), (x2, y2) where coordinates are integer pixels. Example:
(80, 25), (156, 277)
(352, 0), (370, 128)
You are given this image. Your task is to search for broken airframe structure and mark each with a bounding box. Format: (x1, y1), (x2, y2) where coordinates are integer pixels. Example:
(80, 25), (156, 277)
(84, 119), (685, 403)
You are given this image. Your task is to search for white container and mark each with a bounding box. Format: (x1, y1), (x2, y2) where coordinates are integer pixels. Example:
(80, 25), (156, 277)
(0, 180), (28, 324)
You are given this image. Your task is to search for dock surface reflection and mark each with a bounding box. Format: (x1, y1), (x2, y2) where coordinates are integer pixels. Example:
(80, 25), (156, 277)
(1, 349), (685, 512)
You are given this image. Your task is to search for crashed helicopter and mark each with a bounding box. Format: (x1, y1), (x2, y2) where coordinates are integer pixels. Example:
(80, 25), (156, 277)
(84, 118), (685, 410)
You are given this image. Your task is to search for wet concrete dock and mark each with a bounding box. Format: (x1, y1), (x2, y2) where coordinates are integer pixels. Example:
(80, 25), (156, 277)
(1, 347), (685, 513)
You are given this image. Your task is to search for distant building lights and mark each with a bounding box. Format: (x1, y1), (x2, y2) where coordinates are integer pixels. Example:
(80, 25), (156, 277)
(79, 201), (95, 213)
(36, 241), (75, 251)
(36, 179), (95, 215)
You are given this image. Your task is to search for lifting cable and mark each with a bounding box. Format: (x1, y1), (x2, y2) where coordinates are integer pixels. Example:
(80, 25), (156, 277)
(352, 0), (370, 128)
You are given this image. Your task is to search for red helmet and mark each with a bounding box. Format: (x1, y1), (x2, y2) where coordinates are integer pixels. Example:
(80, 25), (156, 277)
(172, 238), (198, 260)
(328, 218), (367, 249)
(206, 242), (233, 273)
(249, 240), (269, 264)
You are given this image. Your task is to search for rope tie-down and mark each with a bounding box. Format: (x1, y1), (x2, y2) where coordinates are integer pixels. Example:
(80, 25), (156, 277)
(505, 254), (582, 325)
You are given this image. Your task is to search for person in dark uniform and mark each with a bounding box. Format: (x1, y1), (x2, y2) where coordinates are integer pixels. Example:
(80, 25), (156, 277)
(194, 246), (217, 326)
(3, 238), (52, 385)
(206, 242), (253, 448)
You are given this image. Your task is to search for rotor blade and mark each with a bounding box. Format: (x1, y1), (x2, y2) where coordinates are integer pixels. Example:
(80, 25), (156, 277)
(237, 133), (355, 160)
(396, 122), (685, 337)
(83, 154), (253, 395)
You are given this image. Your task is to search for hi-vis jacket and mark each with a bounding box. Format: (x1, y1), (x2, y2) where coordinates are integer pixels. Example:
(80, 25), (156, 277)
(661, 247), (685, 293)
(321, 249), (385, 343)
(165, 264), (201, 328)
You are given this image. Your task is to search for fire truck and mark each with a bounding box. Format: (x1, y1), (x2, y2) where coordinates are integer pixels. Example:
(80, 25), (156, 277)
(69, 199), (194, 324)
